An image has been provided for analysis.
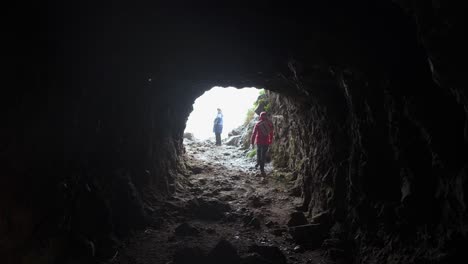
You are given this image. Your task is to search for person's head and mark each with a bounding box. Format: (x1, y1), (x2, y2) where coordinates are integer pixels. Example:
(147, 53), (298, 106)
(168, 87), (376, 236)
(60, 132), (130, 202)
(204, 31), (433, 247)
(217, 108), (222, 113)
(260, 111), (268, 121)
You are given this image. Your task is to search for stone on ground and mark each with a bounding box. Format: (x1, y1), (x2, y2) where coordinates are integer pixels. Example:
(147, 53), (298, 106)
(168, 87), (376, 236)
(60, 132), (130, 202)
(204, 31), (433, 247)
(187, 198), (231, 220)
(174, 222), (200, 237)
(173, 246), (206, 264)
(241, 253), (271, 264)
(288, 223), (326, 248)
(226, 135), (242, 146)
(207, 239), (241, 264)
(287, 211), (308, 227)
(248, 245), (287, 264)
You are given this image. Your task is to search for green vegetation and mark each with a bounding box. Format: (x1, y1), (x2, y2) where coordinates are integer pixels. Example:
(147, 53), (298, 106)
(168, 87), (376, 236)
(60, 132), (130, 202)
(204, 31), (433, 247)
(247, 148), (257, 158)
(255, 89), (271, 112)
(243, 88), (271, 126)
(264, 102), (271, 113)
(244, 108), (256, 126)
(270, 169), (294, 184)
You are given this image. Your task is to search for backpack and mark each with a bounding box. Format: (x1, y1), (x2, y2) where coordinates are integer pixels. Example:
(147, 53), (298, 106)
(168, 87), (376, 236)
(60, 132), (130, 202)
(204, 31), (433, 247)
(258, 120), (272, 136)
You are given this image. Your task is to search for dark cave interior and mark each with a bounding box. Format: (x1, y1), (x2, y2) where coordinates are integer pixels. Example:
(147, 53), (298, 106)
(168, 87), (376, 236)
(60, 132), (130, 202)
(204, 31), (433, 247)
(2, 1), (468, 263)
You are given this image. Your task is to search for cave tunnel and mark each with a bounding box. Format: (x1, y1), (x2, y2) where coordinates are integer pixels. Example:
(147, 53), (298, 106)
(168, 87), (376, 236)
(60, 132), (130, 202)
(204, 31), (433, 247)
(2, 1), (468, 263)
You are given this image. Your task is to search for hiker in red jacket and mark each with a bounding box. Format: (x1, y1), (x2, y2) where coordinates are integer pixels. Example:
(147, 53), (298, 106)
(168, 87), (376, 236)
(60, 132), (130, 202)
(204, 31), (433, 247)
(251, 112), (274, 175)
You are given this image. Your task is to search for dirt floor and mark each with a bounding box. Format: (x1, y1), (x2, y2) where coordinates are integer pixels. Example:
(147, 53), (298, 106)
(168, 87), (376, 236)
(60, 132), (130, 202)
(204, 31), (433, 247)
(112, 139), (336, 264)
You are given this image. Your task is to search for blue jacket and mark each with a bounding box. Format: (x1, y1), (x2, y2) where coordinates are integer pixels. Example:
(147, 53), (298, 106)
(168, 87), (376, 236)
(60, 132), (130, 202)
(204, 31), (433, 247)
(213, 113), (223, 133)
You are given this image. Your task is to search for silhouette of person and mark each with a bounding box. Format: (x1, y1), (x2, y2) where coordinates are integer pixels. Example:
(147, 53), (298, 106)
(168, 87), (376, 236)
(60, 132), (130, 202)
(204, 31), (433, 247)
(213, 108), (223, 146)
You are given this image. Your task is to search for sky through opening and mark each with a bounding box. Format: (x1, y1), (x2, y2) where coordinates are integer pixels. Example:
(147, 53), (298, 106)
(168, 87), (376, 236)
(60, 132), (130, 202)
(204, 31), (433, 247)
(185, 87), (260, 140)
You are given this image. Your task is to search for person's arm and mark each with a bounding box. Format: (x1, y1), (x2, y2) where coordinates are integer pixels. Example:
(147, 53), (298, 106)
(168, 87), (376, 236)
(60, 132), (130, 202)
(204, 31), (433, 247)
(213, 116), (218, 132)
(268, 122), (274, 144)
(251, 124), (258, 145)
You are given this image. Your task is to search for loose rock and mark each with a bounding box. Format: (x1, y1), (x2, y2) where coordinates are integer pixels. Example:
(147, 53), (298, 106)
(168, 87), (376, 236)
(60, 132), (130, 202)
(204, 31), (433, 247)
(174, 223), (200, 237)
(187, 198), (231, 220)
(241, 253), (271, 264)
(207, 239), (241, 264)
(272, 228), (286, 236)
(265, 221), (278, 228)
(311, 210), (331, 226)
(173, 247), (206, 264)
(248, 195), (265, 208)
(248, 245), (287, 264)
(246, 217), (261, 229)
(287, 211), (308, 227)
(288, 223), (326, 248)
(183, 132), (194, 140)
(225, 135), (242, 146)
(293, 245), (304, 253)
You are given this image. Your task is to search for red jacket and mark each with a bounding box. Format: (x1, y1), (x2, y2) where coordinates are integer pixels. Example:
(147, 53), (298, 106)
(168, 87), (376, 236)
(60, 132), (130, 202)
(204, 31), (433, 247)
(251, 112), (274, 145)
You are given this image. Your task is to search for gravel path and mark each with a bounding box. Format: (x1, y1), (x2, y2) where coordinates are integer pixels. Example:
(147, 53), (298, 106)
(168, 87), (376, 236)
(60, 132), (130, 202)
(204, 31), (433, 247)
(113, 139), (334, 264)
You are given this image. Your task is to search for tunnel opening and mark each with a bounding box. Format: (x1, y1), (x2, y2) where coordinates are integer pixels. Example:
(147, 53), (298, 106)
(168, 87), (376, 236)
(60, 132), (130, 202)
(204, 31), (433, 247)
(173, 84), (336, 263)
(184, 86), (261, 141)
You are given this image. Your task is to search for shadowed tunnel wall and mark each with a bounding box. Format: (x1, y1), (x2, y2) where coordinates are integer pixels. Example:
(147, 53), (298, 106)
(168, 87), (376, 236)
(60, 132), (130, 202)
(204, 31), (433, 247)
(2, 1), (467, 263)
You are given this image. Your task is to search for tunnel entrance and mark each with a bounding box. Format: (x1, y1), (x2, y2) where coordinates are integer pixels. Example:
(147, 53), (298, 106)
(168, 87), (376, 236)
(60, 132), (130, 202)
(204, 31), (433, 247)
(184, 86), (260, 141)
(182, 86), (275, 176)
(113, 88), (337, 263)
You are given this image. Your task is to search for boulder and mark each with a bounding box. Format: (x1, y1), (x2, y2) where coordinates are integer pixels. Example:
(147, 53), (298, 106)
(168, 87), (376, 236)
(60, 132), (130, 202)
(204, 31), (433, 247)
(188, 165), (203, 174)
(322, 238), (345, 248)
(311, 210), (331, 227)
(187, 198), (231, 220)
(288, 223), (327, 248)
(226, 135), (242, 146)
(174, 223), (200, 237)
(265, 221), (278, 228)
(288, 185), (302, 197)
(183, 132), (194, 140)
(287, 211), (308, 227)
(247, 245), (287, 264)
(248, 195), (266, 208)
(228, 128), (242, 137)
(240, 253), (271, 264)
(293, 245), (304, 253)
(207, 239), (241, 264)
(271, 228), (286, 236)
(173, 247), (206, 264)
(246, 217), (261, 229)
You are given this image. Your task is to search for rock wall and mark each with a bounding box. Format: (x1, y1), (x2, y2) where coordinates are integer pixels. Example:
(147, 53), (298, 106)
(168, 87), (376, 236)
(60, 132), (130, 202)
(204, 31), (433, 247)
(267, 64), (467, 262)
(265, 2), (468, 260)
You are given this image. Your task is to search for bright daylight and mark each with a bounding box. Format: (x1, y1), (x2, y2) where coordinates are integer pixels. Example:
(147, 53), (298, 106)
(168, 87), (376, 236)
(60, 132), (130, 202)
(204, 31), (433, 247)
(184, 87), (260, 140)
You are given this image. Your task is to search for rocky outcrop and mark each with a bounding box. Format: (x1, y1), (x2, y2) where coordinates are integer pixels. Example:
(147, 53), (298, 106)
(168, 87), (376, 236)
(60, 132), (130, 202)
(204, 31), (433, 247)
(226, 115), (260, 149)
(265, 37), (467, 264)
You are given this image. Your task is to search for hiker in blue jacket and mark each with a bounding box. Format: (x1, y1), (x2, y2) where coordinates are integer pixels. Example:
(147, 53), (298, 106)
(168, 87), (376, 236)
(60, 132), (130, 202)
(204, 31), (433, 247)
(213, 108), (223, 145)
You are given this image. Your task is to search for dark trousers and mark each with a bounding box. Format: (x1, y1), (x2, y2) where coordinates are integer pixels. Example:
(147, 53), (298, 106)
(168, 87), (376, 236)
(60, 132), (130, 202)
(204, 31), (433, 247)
(256, 144), (269, 172)
(215, 133), (221, 145)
